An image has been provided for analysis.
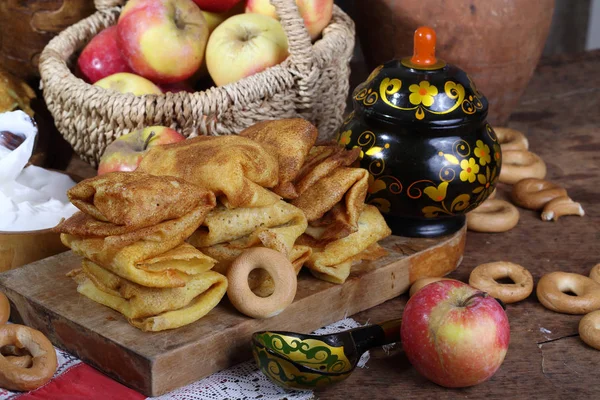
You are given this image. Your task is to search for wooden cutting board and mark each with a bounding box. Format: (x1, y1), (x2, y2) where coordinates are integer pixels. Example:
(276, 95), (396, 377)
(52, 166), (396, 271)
(0, 226), (466, 396)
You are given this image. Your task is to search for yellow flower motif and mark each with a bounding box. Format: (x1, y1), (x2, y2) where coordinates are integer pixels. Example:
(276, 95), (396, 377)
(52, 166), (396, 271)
(368, 174), (386, 194)
(474, 140), (491, 166)
(460, 158), (480, 183)
(409, 81), (438, 107)
(338, 130), (352, 146)
(370, 198), (391, 213)
(423, 182), (448, 202)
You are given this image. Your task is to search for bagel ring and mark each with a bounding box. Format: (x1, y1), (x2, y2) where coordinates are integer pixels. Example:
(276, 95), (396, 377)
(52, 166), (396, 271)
(0, 292), (10, 325)
(227, 247), (297, 319)
(536, 272), (600, 314)
(579, 310), (600, 350)
(0, 324), (58, 391)
(590, 264), (600, 284)
(499, 150), (547, 184)
(469, 262), (533, 303)
(511, 178), (567, 210)
(467, 199), (519, 232)
(494, 127), (529, 151)
(409, 277), (458, 297)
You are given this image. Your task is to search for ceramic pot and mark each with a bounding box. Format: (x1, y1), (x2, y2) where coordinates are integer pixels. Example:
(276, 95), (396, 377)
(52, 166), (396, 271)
(354, 0), (554, 126)
(338, 27), (501, 238)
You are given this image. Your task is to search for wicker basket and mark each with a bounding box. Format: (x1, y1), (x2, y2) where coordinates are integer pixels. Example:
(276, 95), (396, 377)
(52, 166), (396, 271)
(39, 0), (355, 166)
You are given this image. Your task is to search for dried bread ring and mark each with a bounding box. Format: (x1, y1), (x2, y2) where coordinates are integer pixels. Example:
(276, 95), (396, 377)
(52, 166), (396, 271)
(0, 324), (57, 391)
(0, 293), (9, 325)
(409, 277), (458, 297)
(467, 199), (519, 232)
(541, 196), (585, 221)
(494, 127), (529, 151)
(590, 264), (600, 284)
(499, 150), (546, 184)
(227, 248), (297, 319)
(579, 310), (600, 350)
(511, 178), (567, 210)
(536, 272), (600, 314)
(469, 262), (533, 303)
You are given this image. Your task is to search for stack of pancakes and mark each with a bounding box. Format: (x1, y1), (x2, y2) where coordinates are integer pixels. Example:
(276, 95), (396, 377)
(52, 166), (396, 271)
(55, 172), (227, 332)
(138, 119), (392, 285)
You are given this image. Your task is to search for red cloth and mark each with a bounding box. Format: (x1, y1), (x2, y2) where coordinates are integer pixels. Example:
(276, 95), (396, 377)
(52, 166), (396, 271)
(19, 364), (146, 400)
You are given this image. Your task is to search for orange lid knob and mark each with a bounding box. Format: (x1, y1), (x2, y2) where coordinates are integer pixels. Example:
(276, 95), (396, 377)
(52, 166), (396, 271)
(411, 26), (437, 67)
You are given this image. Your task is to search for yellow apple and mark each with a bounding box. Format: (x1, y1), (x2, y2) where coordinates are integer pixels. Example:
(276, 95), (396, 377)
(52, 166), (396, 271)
(94, 72), (163, 96)
(245, 0), (333, 41)
(206, 13), (289, 86)
(117, 0), (209, 84)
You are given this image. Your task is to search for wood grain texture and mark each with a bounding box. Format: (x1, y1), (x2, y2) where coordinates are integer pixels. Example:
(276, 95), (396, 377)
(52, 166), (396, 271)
(314, 50), (600, 400)
(0, 228), (465, 396)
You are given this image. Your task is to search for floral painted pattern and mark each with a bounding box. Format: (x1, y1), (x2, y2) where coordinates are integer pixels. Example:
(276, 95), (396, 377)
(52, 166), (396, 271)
(408, 81), (438, 107)
(474, 140), (491, 166)
(460, 158), (480, 183)
(338, 130), (352, 146)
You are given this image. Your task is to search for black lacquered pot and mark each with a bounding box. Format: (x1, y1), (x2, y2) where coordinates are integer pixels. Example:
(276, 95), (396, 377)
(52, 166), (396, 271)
(338, 27), (501, 237)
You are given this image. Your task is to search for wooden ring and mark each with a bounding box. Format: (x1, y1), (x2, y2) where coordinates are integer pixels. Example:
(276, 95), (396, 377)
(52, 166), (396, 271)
(494, 127), (529, 151)
(467, 199), (519, 232)
(469, 262), (533, 303)
(579, 310), (600, 350)
(511, 178), (567, 210)
(227, 248), (297, 319)
(590, 264), (600, 284)
(0, 293), (10, 325)
(499, 150), (546, 184)
(409, 277), (458, 297)
(0, 324), (58, 391)
(536, 272), (600, 314)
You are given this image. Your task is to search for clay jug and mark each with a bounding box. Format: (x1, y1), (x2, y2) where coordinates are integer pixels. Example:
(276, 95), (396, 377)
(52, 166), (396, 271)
(354, 0), (554, 126)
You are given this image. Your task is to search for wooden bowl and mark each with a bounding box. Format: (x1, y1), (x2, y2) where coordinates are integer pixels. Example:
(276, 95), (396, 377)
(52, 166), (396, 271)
(0, 170), (83, 272)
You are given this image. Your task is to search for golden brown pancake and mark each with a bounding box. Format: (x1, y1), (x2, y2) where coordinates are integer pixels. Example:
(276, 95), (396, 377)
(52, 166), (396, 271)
(67, 172), (211, 228)
(239, 119), (318, 198)
(298, 205), (392, 284)
(69, 260), (227, 332)
(137, 135), (281, 208)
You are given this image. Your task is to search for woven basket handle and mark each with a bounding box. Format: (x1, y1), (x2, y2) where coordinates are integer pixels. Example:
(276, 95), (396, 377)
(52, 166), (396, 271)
(94, 0), (125, 10)
(269, 0), (314, 70)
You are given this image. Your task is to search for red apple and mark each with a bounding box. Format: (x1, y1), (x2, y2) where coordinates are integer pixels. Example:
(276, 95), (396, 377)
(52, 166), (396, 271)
(77, 26), (132, 83)
(401, 280), (509, 388)
(98, 126), (185, 175)
(117, 0), (209, 84)
(192, 0), (242, 13)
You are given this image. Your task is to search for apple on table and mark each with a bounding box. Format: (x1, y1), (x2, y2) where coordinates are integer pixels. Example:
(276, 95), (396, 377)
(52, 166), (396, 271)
(206, 13), (289, 86)
(401, 280), (510, 388)
(98, 126), (186, 175)
(94, 72), (163, 96)
(117, 0), (209, 84)
(77, 26), (132, 84)
(246, 0), (334, 40)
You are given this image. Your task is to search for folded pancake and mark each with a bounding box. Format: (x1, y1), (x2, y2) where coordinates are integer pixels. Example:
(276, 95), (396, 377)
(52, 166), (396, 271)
(67, 172), (211, 228)
(69, 260), (227, 332)
(292, 167), (369, 241)
(298, 205), (392, 284)
(239, 119), (318, 199)
(137, 135), (280, 208)
(60, 204), (216, 288)
(188, 200), (307, 254)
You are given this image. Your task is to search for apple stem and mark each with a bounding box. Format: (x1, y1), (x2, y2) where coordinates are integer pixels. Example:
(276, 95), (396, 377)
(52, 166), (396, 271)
(458, 292), (488, 307)
(143, 131), (156, 151)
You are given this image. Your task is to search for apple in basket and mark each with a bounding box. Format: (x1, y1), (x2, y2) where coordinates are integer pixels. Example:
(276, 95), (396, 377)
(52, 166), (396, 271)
(98, 126), (186, 175)
(205, 13), (289, 87)
(401, 280), (510, 388)
(77, 26), (132, 84)
(117, 0), (210, 84)
(94, 72), (163, 96)
(192, 0), (242, 13)
(246, 0), (334, 40)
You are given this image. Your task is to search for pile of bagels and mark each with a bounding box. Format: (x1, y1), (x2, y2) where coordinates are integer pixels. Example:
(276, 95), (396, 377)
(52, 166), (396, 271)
(0, 293), (57, 391)
(466, 127), (584, 233)
(417, 128), (598, 352)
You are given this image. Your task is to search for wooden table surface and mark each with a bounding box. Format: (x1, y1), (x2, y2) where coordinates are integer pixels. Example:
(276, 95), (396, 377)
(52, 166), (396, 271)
(62, 51), (600, 399)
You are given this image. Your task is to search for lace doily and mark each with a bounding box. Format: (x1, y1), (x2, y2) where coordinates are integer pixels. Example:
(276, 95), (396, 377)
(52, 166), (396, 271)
(150, 318), (369, 400)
